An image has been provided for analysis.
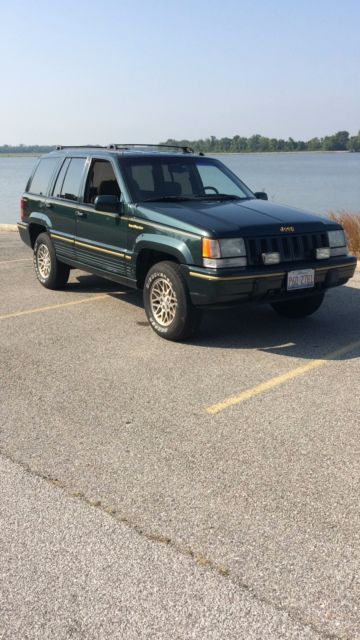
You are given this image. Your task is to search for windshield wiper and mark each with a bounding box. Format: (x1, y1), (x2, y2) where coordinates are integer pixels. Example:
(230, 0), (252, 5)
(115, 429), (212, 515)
(194, 194), (247, 201)
(142, 194), (251, 203)
(143, 195), (197, 202)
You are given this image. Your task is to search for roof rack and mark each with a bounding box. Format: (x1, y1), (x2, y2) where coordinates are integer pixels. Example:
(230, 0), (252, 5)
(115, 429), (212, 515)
(107, 143), (195, 154)
(55, 145), (106, 150)
(55, 143), (204, 156)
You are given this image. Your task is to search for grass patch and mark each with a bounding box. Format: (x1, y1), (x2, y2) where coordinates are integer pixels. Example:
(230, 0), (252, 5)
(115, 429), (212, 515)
(328, 212), (360, 258)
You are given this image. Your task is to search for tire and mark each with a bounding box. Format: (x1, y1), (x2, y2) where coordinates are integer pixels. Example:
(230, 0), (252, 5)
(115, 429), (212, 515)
(33, 232), (70, 289)
(271, 292), (325, 318)
(143, 261), (202, 341)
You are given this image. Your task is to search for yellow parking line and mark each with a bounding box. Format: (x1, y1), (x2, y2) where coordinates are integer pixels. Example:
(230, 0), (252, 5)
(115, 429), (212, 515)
(0, 294), (119, 321)
(0, 258), (31, 265)
(206, 339), (360, 415)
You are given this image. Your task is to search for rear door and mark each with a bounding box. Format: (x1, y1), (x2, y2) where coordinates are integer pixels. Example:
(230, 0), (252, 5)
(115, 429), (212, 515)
(74, 158), (129, 278)
(46, 156), (87, 261)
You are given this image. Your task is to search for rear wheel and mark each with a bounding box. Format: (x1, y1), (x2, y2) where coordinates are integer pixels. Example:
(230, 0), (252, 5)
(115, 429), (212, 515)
(143, 261), (202, 341)
(271, 292), (325, 318)
(33, 232), (70, 289)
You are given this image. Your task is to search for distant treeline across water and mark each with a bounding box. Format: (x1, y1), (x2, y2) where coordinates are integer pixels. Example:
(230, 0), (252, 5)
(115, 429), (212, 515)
(163, 130), (360, 153)
(1, 130), (360, 155)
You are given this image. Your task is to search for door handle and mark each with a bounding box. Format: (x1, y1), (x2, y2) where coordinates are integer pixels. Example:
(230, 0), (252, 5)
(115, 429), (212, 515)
(45, 202), (53, 209)
(75, 210), (87, 218)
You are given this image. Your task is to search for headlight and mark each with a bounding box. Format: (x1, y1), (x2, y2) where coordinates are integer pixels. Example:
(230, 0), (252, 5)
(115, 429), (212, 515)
(328, 230), (348, 256)
(328, 230), (346, 247)
(219, 238), (246, 257)
(202, 238), (247, 268)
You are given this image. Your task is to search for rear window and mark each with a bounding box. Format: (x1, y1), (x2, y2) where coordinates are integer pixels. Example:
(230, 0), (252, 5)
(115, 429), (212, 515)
(28, 157), (60, 196)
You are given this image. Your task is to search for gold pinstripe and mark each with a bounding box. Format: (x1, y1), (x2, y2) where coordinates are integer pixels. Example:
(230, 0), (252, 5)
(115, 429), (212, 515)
(189, 271), (285, 282)
(74, 240), (125, 258)
(51, 233), (74, 244)
(50, 233), (128, 259)
(315, 262), (355, 272)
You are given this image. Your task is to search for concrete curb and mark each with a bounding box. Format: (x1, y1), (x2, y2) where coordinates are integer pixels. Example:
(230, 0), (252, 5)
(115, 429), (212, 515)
(0, 224), (18, 231)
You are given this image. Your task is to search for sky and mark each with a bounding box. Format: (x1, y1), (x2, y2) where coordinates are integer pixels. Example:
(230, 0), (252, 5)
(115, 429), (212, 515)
(0, 0), (359, 144)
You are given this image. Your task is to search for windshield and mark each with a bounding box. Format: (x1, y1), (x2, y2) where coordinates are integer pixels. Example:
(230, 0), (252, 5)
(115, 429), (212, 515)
(120, 156), (254, 203)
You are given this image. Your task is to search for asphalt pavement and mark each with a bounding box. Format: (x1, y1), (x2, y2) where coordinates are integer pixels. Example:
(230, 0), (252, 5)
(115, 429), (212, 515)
(1, 230), (360, 639)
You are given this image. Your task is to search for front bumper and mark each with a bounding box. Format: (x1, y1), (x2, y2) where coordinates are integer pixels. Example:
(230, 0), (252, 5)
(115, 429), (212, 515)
(184, 256), (357, 307)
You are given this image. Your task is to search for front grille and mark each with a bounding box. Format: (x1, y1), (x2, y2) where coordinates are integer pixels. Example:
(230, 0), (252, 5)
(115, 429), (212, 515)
(246, 232), (329, 265)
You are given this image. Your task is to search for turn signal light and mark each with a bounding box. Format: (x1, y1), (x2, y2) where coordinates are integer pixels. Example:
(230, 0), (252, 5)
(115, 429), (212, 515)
(20, 197), (25, 222)
(202, 238), (221, 259)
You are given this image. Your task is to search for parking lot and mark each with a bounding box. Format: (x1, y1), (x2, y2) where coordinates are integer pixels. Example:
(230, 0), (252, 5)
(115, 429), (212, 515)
(1, 230), (360, 639)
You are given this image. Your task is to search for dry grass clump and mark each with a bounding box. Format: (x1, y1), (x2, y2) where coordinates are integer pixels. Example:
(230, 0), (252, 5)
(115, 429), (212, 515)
(328, 212), (360, 258)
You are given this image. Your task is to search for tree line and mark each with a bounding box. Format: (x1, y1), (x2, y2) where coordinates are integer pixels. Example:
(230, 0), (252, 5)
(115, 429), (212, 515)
(0, 144), (56, 154)
(1, 131), (360, 154)
(162, 130), (360, 153)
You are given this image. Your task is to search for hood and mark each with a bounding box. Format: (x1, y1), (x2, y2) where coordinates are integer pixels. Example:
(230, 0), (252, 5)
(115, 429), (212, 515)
(137, 198), (335, 237)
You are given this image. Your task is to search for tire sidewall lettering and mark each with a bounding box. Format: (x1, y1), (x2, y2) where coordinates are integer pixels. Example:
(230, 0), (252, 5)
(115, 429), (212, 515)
(146, 271), (173, 291)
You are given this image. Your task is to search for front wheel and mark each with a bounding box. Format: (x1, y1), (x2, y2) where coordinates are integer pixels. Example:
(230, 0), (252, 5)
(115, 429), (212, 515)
(271, 292), (325, 318)
(34, 233), (70, 289)
(143, 261), (202, 341)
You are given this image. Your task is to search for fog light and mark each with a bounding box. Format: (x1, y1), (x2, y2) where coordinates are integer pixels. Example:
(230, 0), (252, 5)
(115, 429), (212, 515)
(262, 252), (280, 265)
(316, 247), (330, 259)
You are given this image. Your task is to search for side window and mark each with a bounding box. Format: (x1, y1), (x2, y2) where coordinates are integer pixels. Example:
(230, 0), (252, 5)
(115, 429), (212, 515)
(28, 157), (60, 196)
(59, 158), (86, 201)
(84, 160), (120, 204)
(52, 158), (70, 198)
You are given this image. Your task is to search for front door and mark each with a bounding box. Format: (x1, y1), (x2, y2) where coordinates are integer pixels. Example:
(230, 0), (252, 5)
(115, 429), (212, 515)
(74, 158), (129, 279)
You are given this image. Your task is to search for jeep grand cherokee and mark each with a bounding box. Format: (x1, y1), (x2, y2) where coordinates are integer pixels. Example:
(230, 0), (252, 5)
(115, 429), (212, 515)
(17, 144), (357, 340)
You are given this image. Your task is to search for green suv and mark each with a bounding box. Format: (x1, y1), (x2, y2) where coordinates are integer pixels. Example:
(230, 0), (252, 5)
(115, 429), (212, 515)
(18, 144), (356, 340)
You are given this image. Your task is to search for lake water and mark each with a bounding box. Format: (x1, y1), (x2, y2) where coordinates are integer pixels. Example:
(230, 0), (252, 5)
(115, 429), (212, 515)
(0, 152), (359, 224)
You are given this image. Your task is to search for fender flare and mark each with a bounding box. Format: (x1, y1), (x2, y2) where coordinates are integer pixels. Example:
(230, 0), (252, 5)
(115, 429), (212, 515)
(134, 233), (194, 266)
(28, 212), (53, 229)
(28, 213), (53, 246)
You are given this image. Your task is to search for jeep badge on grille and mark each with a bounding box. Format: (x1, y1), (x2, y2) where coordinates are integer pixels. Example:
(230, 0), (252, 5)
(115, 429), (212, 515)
(280, 226), (295, 232)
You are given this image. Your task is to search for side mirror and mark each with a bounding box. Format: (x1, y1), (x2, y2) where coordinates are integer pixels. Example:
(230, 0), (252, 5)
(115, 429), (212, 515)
(254, 191), (268, 201)
(94, 195), (122, 214)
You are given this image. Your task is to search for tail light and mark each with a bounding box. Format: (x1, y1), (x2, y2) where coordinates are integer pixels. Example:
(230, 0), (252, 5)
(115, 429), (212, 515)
(20, 197), (25, 222)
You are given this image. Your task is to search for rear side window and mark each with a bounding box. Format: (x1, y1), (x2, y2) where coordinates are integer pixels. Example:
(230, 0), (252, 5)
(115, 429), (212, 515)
(59, 158), (86, 201)
(52, 158), (70, 198)
(28, 157), (60, 196)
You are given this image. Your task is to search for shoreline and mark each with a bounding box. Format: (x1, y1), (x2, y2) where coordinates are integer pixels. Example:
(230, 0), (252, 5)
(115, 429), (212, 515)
(0, 153), (40, 158)
(0, 224), (18, 231)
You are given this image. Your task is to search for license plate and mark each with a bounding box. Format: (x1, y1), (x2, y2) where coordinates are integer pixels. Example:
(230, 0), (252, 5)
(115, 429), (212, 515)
(287, 269), (315, 291)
